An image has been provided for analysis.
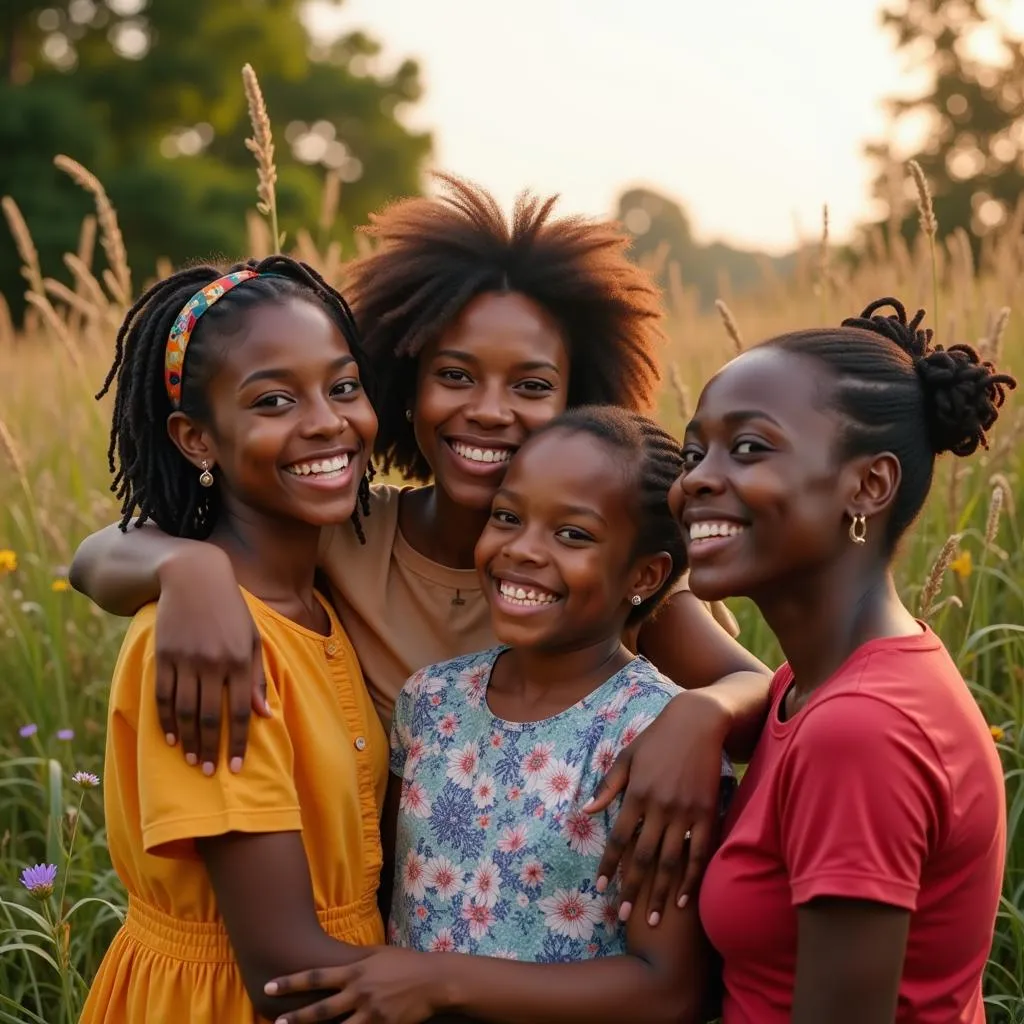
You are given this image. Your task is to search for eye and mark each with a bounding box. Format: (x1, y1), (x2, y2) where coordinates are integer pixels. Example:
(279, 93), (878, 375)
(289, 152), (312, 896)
(733, 438), (770, 456)
(556, 526), (595, 544)
(331, 378), (362, 398)
(680, 445), (704, 469)
(438, 368), (473, 385)
(253, 393), (293, 410)
(514, 379), (556, 395)
(491, 508), (519, 527)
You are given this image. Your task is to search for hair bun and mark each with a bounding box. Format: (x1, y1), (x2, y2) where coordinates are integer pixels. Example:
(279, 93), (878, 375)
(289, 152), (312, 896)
(842, 297), (1016, 457)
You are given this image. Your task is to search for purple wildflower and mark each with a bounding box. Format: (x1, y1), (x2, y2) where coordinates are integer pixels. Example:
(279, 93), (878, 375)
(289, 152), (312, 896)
(56, 729), (74, 741)
(18, 723), (38, 738)
(20, 864), (58, 898)
(71, 771), (100, 789)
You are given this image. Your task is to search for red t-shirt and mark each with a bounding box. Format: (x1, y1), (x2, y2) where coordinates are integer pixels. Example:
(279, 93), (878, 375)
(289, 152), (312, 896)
(699, 627), (1005, 1024)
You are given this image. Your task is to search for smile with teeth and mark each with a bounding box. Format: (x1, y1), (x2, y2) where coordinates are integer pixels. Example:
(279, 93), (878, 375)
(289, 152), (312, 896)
(497, 579), (561, 607)
(689, 521), (746, 541)
(449, 441), (514, 465)
(285, 453), (350, 477)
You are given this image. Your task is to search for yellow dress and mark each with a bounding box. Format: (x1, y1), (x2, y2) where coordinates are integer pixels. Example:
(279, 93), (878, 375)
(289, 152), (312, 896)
(81, 590), (388, 1023)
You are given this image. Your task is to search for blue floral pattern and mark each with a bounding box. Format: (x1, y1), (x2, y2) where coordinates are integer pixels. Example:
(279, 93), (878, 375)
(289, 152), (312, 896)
(389, 648), (732, 961)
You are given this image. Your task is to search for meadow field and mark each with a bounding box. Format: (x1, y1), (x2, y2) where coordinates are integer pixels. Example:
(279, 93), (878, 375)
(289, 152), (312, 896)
(0, 104), (1021, 1021)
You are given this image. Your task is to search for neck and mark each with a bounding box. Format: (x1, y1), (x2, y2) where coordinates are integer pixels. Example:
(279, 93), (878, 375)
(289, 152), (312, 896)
(753, 555), (918, 699)
(401, 484), (491, 569)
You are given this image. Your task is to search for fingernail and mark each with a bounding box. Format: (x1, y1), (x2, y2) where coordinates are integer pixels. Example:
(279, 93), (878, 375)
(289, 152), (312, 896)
(185, 752), (198, 766)
(677, 893), (689, 909)
(202, 762), (215, 777)
(648, 911), (660, 927)
(230, 757), (243, 774)
(165, 733), (176, 746)
(595, 875), (608, 894)
(264, 700), (273, 716)
(581, 799), (595, 811)
(618, 901), (632, 922)
(264, 981), (278, 995)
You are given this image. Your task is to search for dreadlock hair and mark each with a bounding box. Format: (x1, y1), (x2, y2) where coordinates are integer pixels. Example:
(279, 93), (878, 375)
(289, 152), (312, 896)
(763, 296), (1016, 549)
(344, 173), (666, 480)
(98, 254), (375, 542)
(527, 405), (686, 626)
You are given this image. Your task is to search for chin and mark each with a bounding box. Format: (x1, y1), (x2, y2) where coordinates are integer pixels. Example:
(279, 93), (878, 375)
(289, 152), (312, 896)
(685, 566), (747, 604)
(437, 476), (504, 512)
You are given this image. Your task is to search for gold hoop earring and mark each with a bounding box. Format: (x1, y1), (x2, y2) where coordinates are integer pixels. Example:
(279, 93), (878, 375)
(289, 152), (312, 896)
(198, 460), (214, 488)
(849, 513), (867, 545)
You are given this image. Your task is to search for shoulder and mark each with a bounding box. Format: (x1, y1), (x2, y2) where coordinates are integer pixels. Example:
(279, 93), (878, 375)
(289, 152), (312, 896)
(111, 604), (160, 685)
(318, 482), (406, 568)
(590, 658), (681, 744)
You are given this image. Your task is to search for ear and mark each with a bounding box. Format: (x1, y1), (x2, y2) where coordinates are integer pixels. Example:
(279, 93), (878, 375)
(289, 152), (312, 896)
(845, 451), (902, 521)
(166, 411), (217, 471)
(627, 551), (674, 605)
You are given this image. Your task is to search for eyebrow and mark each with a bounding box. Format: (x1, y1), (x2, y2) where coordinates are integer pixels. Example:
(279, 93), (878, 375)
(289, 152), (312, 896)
(686, 408), (783, 433)
(433, 349), (562, 374)
(239, 354), (356, 390)
(494, 488), (607, 525)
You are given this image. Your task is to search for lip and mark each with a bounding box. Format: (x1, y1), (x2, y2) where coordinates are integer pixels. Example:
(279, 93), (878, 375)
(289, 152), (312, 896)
(488, 572), (564, 615)
(681, 508), (749, 562)
(282, 446), (359, 471)
(681, 508), (749, 528)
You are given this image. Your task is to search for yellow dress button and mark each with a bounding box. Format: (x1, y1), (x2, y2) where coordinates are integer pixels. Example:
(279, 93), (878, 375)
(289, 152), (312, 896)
(354, 736), (366, 752)
(325, 641), (338, 656)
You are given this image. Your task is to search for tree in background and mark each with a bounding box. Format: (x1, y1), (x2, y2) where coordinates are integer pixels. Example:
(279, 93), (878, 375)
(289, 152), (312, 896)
(867, 0), (1024, 241)
(0, 0), (431, 320)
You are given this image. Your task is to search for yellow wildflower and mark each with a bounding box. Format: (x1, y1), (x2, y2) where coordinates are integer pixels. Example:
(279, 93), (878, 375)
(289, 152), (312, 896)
(51, 578), (71, 592)
(990, 725), (1005, 743)
(949, 551), (973, 580)
(0, 549), (16, 574)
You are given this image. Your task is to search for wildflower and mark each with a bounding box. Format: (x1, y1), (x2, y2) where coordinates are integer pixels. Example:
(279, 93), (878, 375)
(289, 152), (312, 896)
(20, 863), (58, 899)
(949, 551), (973, 580)
(18, 723), (38, 738)
(71, 771), (100, 788)
(990, 725), (1005, 743)
(56, 729), (75, 741)
(51, 579), (71, 592)
(0, 549), (16, 574)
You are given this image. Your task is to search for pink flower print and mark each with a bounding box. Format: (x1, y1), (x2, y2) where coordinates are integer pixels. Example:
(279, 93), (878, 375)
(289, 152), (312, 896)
(471, 773), (496, 809)
(388, 919), (400, 943)
(520, 860), (545, 887)
(602, 897), (620, 931)
(564, 807), (606, 857)
(538, 888), (602, 941)
(489, 732), (503, 749)
(402, 849), (428, 900)
(467, 859), (500, 907)
(416, 905), (428, 920)
(618, 712), (655, 752)
(522, 741), (555, 792)
(430, 928), (457, 952)
(590, 739), (618, 775)
(456, 664), (489, 707)
(438, 712), (460, 738)
(462, 901), (495, 939)
(496, 823), (529, 854)
(477, 814), (491, 828)
(445, 741), (479, 788)
(533, 805), (546, 819)
(406, 668), (430, 696)
(492, 949), (519, 960)
(538, 758), (581, 810)
(400, 778), (432, 818)
(405, 734), (428, 770)
(508, 785), (522, 802)
(587, 942), (599, 955)
(425, 856), (462, 899)
(516, 892), (530, 908)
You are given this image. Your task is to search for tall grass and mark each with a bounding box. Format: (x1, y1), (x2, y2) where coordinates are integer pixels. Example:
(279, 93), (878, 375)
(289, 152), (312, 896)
(0, 80), (1021, 1021)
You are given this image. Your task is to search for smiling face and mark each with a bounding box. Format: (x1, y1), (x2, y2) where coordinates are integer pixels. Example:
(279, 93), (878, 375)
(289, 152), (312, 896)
(170, 296), (377, 529)
(475, 428), (668, 651)
(669, 345), (861, 602)
(413, 291), (570, 510)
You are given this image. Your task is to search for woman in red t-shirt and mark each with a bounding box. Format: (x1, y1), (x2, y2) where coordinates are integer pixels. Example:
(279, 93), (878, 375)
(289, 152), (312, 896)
(671, 297), (1014, 1024)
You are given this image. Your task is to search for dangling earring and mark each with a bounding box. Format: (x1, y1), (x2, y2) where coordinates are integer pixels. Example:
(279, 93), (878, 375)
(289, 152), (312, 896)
(849, 513), (867, 545)
(198, 460), (214, 488)
(405, 409), (413, 422)
(630, 595), (642, 606)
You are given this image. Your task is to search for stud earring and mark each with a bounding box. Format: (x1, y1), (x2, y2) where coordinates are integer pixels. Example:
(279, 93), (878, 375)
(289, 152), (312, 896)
(849, 513), (867, 545)
(630, 594), (642, 606)
(405, 409), (413, 422)
(198, 460), (214, 488)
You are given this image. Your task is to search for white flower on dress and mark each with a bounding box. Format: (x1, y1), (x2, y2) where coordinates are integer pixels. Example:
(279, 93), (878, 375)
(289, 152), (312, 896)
(538, 758), (581, 810)
(455, 664), (489, 707)
(590, 738), (618, 775)
(496, 823), (529, 854)
(597, 690), (628, 723)
(521, 741), (556, 792)
(445, 741), (479, 788)
(538, 887), (603, 941)
(471, 773), (496, 809)
(564, 807), (606, 857)
(492, 948), (519, 960)
(462, 901), (495, 939)
(418, 670), (446, 695)
(430, 928), (457, 952)
(618, 712), (656, 751)
(516, 891), (530, 908)
(425, 856), (462, 900)
(402, 849), (428, 900)
(519, 860), (545, 887)
(467, 858), (501, 907)
(438, 712), (460, 738)
(400, 778), (432, 818)
(405, 734), (428, 770)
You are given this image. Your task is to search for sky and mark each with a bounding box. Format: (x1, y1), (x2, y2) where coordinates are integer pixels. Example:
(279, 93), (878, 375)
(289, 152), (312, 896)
(304, 0), (1018, 254)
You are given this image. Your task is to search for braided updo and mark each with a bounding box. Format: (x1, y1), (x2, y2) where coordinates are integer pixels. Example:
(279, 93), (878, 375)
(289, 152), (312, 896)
(764, 297), (1016, 548)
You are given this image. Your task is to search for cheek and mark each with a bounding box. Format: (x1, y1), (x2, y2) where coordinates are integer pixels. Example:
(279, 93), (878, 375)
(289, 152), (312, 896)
(516, 395), (565, 434)
(473, 524), (503, 572)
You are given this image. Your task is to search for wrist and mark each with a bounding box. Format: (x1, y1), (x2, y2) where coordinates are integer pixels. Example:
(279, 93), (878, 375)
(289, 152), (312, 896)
(670, 687), (733, 742)
(432, 954), (467, 1014)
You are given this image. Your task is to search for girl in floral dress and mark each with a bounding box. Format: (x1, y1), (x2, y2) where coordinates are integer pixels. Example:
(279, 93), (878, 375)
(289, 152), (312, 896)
(265, 406), (732, 1024)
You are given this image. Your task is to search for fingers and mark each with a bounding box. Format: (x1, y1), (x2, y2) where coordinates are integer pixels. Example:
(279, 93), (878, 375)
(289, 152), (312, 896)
(174, 666), (200, 767)
(593, 791), (643, 896)
(226, 664), (254, 774)
(676, 819), (711, 910)
(197, 670), (224, 774)
(155, 657), (178, 746)
(644, 821), (690, 926)
(251, 633), (271, 718)
(265, 966), (356, 1024)
(615, 810), (666, 922)
(582, 751), (631, 815)
(272, 994), (357, 1024)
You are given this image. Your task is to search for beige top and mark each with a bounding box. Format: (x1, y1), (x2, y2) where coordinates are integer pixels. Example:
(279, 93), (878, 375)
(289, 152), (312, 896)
(321, 484), (739, 729)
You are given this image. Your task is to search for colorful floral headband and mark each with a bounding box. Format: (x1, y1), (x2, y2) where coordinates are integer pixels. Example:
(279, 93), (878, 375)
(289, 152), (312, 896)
(164, 269), (260, 407)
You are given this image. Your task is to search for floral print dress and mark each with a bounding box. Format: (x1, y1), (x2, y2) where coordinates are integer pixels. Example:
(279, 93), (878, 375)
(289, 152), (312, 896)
(389, 647), (733, 961)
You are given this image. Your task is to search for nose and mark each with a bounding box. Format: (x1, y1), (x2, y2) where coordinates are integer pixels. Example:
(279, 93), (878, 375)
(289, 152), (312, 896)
(501, 523), (548, 567)
(299, 393), (347, 440)
(464, 379), (515, 429)
(679, 448), (727, 500)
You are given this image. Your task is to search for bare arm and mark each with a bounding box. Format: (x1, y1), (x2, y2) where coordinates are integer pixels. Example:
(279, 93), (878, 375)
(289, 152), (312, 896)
(70, 521), (267, 771)
(792, 898), (909, 1024)
(197, 830), (376, 1021)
